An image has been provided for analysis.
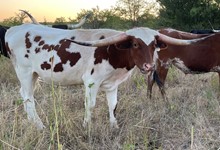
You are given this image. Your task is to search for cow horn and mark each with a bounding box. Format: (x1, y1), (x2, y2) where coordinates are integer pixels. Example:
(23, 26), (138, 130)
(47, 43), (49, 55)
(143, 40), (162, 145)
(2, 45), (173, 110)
(67, 12), (92, 29)
(67, 33), (129, 47)
(19, 10), (40, 25)
(157, 33), (194, 45)
(20, 10), (91, 29)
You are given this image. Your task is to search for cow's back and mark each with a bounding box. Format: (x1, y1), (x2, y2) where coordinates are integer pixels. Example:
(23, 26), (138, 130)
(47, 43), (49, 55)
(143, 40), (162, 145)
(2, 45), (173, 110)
(5, 24), (124, 85)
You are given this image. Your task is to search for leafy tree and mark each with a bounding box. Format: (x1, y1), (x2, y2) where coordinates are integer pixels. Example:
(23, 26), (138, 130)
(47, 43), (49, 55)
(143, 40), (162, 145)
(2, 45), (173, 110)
(156, 0), (196, 30)
(156, 0), (220, 31)
(189, 0), (220, 29)
(75, 6), (126, 29)
(1, 11), (27, 26)
(115, 0), (159, 27)
(76, 7), (104, 29)
(96, 9), (127, 29)
(137, 12), (158, 28)
(54, 17), (67, 24)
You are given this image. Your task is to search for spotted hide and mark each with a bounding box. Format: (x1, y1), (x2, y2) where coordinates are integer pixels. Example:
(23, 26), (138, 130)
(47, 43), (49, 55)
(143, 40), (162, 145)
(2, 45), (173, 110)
(5, 24), (154, 129)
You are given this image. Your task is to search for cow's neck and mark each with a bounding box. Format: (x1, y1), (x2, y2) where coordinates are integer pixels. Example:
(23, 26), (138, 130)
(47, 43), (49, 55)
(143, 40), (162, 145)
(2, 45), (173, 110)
(94, 45), (135, 71)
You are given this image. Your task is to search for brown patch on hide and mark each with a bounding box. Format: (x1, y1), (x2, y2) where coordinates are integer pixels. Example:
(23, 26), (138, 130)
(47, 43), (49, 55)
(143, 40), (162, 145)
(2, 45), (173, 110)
(32, 37), (81, 72)
(25, 32), (32, 48)
(99, 35), (105, 39)
(24, 54), (29, 58)
(53, 39), (81, 72)
(91, 68), (94, 75)
(34, 36), (42, 42)
(35, 48), (41, 54)
(54, 62), (63, 72)
(94, 41), (135, 71)
(41, 61), (51, 70)
(39, 40), (45, 46)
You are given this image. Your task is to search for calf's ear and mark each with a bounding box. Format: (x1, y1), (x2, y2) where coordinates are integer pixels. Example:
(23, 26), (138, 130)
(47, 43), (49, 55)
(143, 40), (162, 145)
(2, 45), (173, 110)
(154, 35), (167, 50)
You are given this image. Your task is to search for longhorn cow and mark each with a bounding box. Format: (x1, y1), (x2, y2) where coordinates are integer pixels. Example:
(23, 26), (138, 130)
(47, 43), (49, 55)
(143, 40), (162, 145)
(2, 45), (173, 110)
(147, 28), (211, 99)
(137, 28), (220, 99)
(5, 24), (154, 129)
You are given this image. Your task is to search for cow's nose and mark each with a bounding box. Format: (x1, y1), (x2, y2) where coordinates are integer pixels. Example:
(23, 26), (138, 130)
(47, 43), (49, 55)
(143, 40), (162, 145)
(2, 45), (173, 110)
(143, 63), (153, 71)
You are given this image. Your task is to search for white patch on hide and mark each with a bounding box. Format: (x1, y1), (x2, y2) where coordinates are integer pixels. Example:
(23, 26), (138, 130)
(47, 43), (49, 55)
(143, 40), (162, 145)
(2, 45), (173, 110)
(126, 27), (159, 45)
(153, 47), (160, 71)
(172, 58), (192, 74)
(211, 66), (220, 72)
(159, 57), (197, 74)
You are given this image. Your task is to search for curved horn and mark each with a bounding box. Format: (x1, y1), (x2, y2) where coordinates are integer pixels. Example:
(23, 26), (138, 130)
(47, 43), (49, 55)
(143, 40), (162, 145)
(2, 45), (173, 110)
(157, 33), (210, 45)
(67, 12), (92, 29)
(213, 29), (220, 33)
(156, 33), (195, 45)
(67, 33), (129, 47)
(19, 10), (40, 25)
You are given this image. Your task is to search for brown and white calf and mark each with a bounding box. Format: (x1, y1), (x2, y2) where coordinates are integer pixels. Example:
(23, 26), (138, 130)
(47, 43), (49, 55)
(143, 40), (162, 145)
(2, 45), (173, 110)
(147, 28), (211, 99)
(5, 24), (154, 129)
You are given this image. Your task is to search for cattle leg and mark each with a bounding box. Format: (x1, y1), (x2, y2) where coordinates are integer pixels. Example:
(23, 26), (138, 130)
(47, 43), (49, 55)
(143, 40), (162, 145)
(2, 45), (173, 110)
(218, 72), (220, 95)
(147, 71), (167, 99)
(16, 68), (44, 129)
(106, 88), (119, 128)
(157, 68), (169, 100)
(83, 81), (99, 127)
(147, 72), (155, 99)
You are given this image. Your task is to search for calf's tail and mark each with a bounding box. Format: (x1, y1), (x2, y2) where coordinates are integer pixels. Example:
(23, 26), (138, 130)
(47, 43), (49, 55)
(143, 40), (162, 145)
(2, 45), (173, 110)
(153, 71), (162, 88)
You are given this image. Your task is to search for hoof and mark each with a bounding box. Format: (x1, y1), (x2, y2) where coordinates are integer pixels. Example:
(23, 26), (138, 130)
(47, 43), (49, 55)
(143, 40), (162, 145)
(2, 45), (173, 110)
(110, 121), (119, 129)
(34, 119), (45, 130)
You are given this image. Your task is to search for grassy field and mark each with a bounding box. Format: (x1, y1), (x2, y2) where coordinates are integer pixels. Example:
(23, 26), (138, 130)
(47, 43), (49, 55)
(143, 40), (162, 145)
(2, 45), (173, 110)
(0, 56), (220, 150)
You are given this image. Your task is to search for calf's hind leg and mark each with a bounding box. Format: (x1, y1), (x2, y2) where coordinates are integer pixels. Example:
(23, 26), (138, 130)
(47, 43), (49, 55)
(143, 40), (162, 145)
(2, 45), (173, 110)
(16, 68), (45, 129)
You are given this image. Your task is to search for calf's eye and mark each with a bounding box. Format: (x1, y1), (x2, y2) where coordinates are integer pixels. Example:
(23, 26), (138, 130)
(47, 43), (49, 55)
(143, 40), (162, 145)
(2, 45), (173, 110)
(133, 42), (139, 48)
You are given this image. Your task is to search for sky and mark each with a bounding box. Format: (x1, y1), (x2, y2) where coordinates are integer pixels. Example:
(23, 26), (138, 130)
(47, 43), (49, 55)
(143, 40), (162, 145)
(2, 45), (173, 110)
(0, 0), (117, 22)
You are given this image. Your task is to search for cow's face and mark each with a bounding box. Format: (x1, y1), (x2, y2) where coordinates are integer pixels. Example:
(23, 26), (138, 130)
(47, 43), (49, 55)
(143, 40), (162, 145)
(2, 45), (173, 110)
(126, 37), (154, 74)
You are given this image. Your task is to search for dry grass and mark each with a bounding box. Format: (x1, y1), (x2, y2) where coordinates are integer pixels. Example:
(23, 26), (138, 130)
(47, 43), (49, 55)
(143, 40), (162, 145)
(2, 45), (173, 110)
(0, 57), (220, 150)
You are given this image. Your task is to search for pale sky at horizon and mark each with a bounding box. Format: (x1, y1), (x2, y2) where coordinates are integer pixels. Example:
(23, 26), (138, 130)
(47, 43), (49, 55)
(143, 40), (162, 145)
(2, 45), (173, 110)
(0, 0), (117, 22)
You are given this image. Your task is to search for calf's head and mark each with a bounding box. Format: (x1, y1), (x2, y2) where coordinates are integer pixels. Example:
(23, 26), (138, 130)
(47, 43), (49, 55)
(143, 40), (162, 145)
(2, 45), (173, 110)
(125, 36), (154, 73)
(67, 33), (154, 74)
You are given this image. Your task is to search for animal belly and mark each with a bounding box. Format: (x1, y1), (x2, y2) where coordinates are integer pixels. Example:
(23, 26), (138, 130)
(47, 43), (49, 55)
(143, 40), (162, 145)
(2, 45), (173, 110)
(37, 70), (83, 86)
(211, 66), (220, 72)
(173, 60), (192, 74)
(172, 58), (207, 74)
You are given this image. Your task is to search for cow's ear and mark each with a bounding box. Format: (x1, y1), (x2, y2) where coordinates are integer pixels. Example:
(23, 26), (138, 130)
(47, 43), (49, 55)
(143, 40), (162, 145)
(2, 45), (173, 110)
(154, 35), (167, 49)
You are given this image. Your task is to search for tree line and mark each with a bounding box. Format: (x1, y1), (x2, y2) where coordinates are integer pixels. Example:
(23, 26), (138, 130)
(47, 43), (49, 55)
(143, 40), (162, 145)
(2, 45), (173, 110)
(1, 0), (220, 32)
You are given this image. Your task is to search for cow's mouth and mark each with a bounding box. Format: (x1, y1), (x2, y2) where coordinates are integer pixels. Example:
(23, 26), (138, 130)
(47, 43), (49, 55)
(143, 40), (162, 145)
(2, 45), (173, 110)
(140, 69), (153, 76)
(140, 63), (155, 74)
